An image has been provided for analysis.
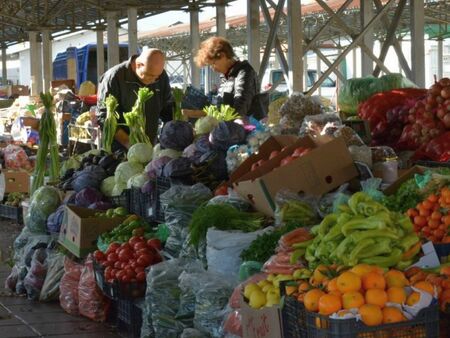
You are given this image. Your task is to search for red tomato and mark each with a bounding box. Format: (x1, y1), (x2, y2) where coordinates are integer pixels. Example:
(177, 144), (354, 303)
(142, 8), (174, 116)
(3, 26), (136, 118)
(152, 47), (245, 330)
(147, 239), (162, 251)
(299, 148), (312, 156)
(110, 269), (118, 279)
(136, 271), (146, 282)
(116, 270), (126, 280)
(104, 266), (113, 280)
(128, 236), (142, 246)
(292, 147), (306, 158)
(125, 268), (136, 279)
(114, 261), (122, 269)
(93, 250), (106, 262)
(102, 260), (113, 268)
(106, 243), (120, 255)
(251, 163), (259, 171)
(120, 243), (132, 251)
(107, 253), (119, 263)
(153, 254), (162, 264)
(137, 254), (153, 267)
(118, 249), (133, 262)
(134, 242), (148, 252)
(135, 266), (145, 274)
(121, 275), (131, 283)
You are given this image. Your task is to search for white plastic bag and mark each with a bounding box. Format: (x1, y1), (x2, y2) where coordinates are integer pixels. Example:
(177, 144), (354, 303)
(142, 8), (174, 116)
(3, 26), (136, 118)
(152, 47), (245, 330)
(206, 228), (270, 285)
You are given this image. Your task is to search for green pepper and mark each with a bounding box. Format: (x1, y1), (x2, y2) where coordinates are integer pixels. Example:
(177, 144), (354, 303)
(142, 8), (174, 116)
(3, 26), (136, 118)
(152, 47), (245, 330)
(396, 259), (413, 270)
(290, 248), (306, 264)
(349, 229), (399, 243)
(292, 239), (314, 249)
(348, 192), (388, 216)
(316, 213), (339, 237)
(357, 238), (393, 259)
(399, 233), (420, 251)
(347, 238), (375, 266)
(334, 237), (354, 262)
(361, 248), (403, 268)
(394, 212), (413, 232)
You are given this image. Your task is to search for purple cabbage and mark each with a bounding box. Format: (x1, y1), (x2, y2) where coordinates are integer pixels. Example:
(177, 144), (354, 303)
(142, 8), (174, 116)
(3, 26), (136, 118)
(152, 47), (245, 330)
(74, 187), (103, 207)
(88, 201), (112, 210)
(47, 205), (66, 233)
(162, 157), (193, 179)
(160, 121), (194, 151)
(209, 121), (246, 151)
(141, 180), (155, 194)
(145, 156), (172, 179)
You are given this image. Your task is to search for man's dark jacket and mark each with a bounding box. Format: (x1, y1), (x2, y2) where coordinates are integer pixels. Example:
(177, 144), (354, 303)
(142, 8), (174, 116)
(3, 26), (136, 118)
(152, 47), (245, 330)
(97, 56), (173, 145)
(217, 60), (265, 119)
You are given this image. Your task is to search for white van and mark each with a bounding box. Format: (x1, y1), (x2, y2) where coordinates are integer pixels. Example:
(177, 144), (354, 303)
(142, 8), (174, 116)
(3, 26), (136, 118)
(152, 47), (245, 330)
(261, 69), (337, 101)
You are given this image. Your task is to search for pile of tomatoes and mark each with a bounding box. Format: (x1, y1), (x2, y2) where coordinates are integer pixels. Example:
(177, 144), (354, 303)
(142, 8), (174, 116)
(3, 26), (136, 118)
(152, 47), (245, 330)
(94, 236), (163, 284)
(407, 186), (450, 243)
(250, 146), (312, 171)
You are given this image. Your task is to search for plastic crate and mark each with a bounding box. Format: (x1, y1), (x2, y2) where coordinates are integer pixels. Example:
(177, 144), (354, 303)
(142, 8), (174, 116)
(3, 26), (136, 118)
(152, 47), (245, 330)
(93, 260), (146, 300)
(116, 298), (143, 338)
(0, 204), (23, 223)
(128, 187), (152, 220)
(282, 296), (307, 338)
(305, 303), (439, 338)
(109, 190), (130, 210)
(414, 160), (450, 168)
(150, 177), (171, 223)
(440, 311), (450, 338)
(181, 85), (210, 110)
(433, 243), (450, 262)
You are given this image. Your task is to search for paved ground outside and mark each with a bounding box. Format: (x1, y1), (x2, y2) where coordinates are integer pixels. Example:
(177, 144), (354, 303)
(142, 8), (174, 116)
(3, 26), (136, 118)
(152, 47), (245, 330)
(0, 219), (124, 338)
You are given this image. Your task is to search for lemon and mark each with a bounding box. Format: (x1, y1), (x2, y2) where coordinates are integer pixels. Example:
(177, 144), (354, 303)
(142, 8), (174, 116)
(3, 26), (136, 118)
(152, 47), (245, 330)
(249, 289), (266, 309)
(265, 291), (280, 307)
(244, 283), (260, 299)
(257, 280), (270, 288)
(267, 274), (275, 282)
(262, 284), (274, 293)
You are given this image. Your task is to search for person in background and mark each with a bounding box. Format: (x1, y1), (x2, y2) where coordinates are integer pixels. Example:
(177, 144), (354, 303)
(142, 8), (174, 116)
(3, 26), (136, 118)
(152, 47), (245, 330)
(97, 48), (173, 149)
(195, 36), (265, 120)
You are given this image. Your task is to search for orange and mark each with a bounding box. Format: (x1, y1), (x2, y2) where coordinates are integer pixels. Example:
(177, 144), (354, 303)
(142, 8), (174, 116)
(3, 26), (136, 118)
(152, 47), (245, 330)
(328, 290), (342, 298)
(362, 272), (386, 290)
(298, 281), (311, 293)
(382, 306), (406, 324)
(387, 287), (407, 304)
(359, 304), (383, 326)
(326, 278), (338, 292)
(365, 289), (388, 308)
(336, 271), (362, 293)
(342, 291), (365, 309)
(313, 265), (329, 283)
(414, 281), (435, 295)
(385, 270), (409, 288)
(285, 285), (297, 296)
(351, 264), (375, 277)
(406, 291), (421, 306)
(318, 294), (342, 315)
(304, 289), (325, 312)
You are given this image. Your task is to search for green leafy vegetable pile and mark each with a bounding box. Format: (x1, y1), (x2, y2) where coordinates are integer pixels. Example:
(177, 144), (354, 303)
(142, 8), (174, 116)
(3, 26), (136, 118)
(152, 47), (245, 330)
(203, 104), (239, 121)
(124, 87), (153, 145)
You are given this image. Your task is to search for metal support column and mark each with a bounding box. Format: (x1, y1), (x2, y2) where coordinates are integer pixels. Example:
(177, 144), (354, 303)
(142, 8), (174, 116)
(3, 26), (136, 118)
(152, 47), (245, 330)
(316, 54), (322, 96)
(127, 7), (138, 57)
(1, 45), (7, 85)
(29, 31), (42, 96)
(106, 11), (120, 69)
(247, 0), (260, 72)
(287, 0), (303, 93)
(42, 30), (52, 92)
(216, 0), (226, 37)
(96, 28), (105, 82)
(190, 7), (201, 88)
(360, 0), (374, 76)
(438, 39), (443, 79)
(410, 0), (425, 87)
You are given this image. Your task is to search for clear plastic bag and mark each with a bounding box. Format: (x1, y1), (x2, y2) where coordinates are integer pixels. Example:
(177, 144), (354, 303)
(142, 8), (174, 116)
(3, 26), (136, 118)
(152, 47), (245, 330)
(141, 258), (204, 338)
(333, 125), (365, 147)
(206, 228), (270, 285)
(177, 270), (206, 325)
(207, 192), (252, 212)
(39, 252), (65, 302)
(360, 178), (385, 202)
(23, 247), (48, 300)
(371, 146), (397, 162)
(4, 265), (19, 291)
(317, 184), (350, 218)
(274, 190), (319, 227)
(160, 184), (212, 258)
(2, 144), (32, 170)
(298, 113), (342, 137)
(78, 254), (109, 322)
(180, 328), (209, 338)
(193, 272), (233, 338)
(59, 257), (83, 316)
(348, 145), (373, 167)
(222, 309), (243, 338)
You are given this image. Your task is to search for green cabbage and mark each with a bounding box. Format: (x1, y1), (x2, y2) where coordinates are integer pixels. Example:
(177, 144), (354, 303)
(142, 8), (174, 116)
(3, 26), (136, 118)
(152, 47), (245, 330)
(127, 173), (148, 189)
(195, 116), (219, 135)
(100, 176), (116, 197)
(114, 161), (144, 185)
(153, 143), (182, 160)
(127, 143), (153, 164)
(59, 157), (81, 178)
(27, 186), (61, 233)
(112, 182), (127, 196)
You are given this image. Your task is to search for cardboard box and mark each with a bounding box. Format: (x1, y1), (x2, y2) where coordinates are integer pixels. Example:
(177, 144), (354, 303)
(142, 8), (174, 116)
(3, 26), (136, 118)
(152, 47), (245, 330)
(3, 169), (30, 193)
(241, 295), (282, 338)
(58, 205), (126, 258)
(11, 85), (29, 97)
(232, 135), (358, 216)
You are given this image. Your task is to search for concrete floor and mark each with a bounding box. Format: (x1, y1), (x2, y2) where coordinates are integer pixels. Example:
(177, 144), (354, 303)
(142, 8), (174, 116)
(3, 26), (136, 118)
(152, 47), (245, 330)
(0, 219), (124, 338)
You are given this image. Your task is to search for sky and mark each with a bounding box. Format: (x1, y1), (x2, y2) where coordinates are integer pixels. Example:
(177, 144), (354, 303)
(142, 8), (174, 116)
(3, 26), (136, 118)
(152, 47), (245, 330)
(136, 0), (248, 31)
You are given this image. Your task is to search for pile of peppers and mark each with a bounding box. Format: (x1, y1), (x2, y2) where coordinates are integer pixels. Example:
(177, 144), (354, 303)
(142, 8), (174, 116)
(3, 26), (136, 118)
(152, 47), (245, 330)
(306, 192), (421, 269)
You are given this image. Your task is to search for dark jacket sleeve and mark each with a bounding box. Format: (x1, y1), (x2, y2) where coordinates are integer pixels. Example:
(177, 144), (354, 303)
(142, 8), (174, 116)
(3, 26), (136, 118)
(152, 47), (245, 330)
(96, 72), (122, 128)
(159, 72), (174, 123)
(232, 68), (258, 117)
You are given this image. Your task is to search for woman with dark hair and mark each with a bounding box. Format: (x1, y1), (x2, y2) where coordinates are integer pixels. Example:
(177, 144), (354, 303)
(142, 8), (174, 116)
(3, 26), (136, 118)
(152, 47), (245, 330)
(195, 36), (265, 120)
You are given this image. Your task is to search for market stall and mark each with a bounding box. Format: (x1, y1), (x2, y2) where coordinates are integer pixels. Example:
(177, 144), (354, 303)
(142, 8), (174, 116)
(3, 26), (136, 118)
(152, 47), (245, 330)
(1, 75), (449, 338)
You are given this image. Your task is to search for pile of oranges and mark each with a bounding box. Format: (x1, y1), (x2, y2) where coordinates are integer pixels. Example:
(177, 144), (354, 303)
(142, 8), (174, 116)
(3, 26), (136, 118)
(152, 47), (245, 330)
(407, 186), (450, 243)
(291, 264), (438, 327)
